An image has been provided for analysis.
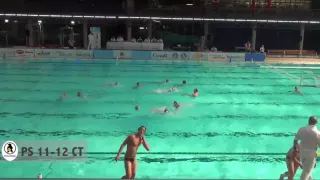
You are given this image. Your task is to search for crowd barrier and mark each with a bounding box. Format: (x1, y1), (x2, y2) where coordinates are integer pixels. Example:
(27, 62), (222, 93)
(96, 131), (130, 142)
(0, 48), (266, 62)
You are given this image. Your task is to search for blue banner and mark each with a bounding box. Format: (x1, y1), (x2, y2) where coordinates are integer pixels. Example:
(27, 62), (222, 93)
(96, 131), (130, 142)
(93, 50), (113, 59)
(132, 51), (151, 60)
(245, 53), (265, 61)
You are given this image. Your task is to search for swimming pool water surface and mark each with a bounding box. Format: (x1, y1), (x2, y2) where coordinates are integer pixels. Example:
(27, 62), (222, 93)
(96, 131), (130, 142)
(0, 60), (320, 179)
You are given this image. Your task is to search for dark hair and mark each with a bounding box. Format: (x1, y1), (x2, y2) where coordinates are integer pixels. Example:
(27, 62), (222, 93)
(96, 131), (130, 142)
(7, 144), (13, 152)
(138, 126), (146, 131)
(183, 80), (186, 84)
(309, 116), (318, 125)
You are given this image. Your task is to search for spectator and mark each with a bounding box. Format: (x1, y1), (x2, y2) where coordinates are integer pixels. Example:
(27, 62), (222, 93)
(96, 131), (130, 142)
(132, 37), (136, 43)
(110, 37), (116, 42)
(245, 41), (251, 52)
(144, 38), (150, 42)
(88, 32), (95, 50)
(117, 36), (124, 42)
(260, 45), (265, 53)
(68, 39), (76, 49)
(157, 38), (163, 43)
(137, 37), (143, 43)
(151, 37), (157, 43)
(211, 46), (218, 52)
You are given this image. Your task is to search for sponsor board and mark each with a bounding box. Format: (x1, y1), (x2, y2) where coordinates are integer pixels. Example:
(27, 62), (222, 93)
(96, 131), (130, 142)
(35, 49), (93, 59)
(208, 53), (227, 61)
(226, 52), (245, 61)
(14, 49), (34, 58)
(0, 48), (16, 58)
(151, 51), (190, 61)
(113, 50), (132, 59)
(190, 52), (208, 61)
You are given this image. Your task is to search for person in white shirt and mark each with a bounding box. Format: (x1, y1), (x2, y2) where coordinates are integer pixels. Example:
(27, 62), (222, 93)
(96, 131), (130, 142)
(151, 37), (157, 43)
(260, 45), (265, 53)
(68, 39), (75, 49)
(137, 37), (143, 43)
(117, 36), (124, 42)
(111, 37), (116, 42)
(157, 38), (163, 43)
(88, 32), (95, 50)
(293, 116), (320, 180)
(211, 46), (217, 52)
(132, 37), (136, 43)
(144, 38), (150, 43)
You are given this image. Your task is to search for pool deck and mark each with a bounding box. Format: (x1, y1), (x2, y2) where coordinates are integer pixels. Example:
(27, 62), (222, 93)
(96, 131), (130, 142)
(266, 57), (320, 64)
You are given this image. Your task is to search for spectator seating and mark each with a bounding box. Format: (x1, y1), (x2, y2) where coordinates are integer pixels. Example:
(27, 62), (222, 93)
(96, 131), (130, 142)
(268, 49), (317, 57)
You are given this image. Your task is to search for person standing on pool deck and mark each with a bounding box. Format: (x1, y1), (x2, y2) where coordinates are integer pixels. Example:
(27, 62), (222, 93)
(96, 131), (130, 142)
(115, 126), (150, 179)
(293, 116), (320, 180)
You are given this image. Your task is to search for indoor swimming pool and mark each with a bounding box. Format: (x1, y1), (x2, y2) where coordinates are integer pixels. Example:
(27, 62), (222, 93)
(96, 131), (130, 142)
(0, 59), (320, 179)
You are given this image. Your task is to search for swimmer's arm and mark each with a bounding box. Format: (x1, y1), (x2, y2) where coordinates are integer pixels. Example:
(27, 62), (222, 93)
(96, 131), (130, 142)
(141, 136), (150, 151)
(116, 137), (129, 156)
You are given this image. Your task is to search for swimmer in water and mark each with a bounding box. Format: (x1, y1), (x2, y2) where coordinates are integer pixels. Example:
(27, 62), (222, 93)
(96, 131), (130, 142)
(159, 79), (170, 84)
(173, 101), (193, 110)
(151, 107), (171, 114)
(77, 91), (103, 99)
(104, 82), (119, 86)
(289, 86), (303, 96)
(153, 87), (178, 94)
(184, 88), (199, 97)
(115, 126), (150, 179)
(56, 92), (67, 101)
(174, 80), (187, 87)
(133, 82), (142, 89)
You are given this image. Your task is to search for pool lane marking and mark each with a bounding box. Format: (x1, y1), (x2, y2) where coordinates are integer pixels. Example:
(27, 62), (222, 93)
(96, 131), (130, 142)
(85, 152), (286, 155)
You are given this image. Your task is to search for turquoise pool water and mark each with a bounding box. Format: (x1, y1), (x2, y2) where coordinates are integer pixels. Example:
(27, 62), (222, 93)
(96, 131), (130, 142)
(0, 60), (320, 179)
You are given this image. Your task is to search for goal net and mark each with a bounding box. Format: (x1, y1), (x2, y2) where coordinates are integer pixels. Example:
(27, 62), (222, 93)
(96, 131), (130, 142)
(300, 71), (320, 87)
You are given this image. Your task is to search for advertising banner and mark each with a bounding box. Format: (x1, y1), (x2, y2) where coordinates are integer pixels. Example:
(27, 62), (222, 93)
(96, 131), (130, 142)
(227, 52), (245, 61)
(151, 51), (190, 61)
(0, 48), (16, 58)
(14, 49), (34, 58)
(35, 49), (93, 59)
(190, 52), (208, 61)
(208, 53), (227, 61)
(132, 51), (152, 60)
(113, 50), (132, 59)
(93, 50), (113, 59)
(245, 53), (265, 61)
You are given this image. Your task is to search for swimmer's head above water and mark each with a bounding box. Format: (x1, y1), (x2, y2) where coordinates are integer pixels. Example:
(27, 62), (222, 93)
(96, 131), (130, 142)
(115, 82), (119, 86)
(77, 92), (83, 97)
(194, 88), (198, 93)
(137, 82), (141, 87)
(173, 101), (180, 108)
(164, 108), (170, 113)
(182, 80), (186, 84)
(165, 79), (169, 83)
(138, 126), (147, 135)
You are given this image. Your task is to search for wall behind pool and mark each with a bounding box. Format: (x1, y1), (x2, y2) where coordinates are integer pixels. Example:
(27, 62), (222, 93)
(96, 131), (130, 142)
(0, 48), (265, 62)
